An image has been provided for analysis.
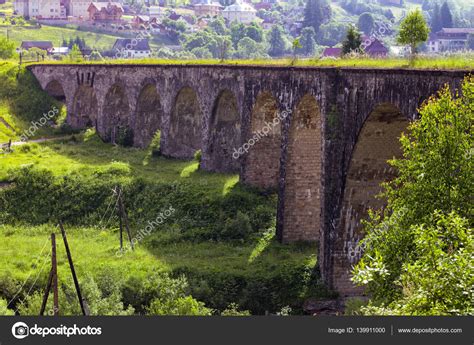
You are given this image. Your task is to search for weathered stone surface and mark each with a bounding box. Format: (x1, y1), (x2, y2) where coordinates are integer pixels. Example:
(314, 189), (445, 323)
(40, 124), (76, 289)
(28, 64), (470, 295)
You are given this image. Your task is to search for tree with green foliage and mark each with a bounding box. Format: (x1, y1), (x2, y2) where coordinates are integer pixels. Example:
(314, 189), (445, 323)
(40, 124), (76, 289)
(208, 16), (227, 35)
(236, 37), (265, 59)
(298, 26), (317, 56)
(352, 76), (474, 315)
(303, 0), (325, 33)
(245, 22), (263, 43)
(341, 24), (362, 55)
(0, 36), (15, 59)
(440, 1), (453, 28)
(291, 37), (302, 63)
(230, 22), (246, 48)
(69, 44), (83, 62)
(358, 12), (375, 35)
(267, 25), (287, 57)
(397, 9), (430, 59)
(318, 21), (348, 46)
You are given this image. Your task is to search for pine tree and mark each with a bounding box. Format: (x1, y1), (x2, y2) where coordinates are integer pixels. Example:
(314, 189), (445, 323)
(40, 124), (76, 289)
(440, 1), (453, 28)
(268, 25), (286, 57)
(341, 25), (362, 55)
(299, 26), (316, 56)
(303, 0), (324, 34)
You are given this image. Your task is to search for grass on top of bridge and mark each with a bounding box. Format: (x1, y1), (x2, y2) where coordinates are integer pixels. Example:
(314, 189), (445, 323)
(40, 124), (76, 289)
(27, 52), (474, 70)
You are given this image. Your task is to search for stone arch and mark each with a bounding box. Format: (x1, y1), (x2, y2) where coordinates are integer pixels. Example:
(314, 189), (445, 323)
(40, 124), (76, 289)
(281, 94), (322, 243)
(333, 102), (409, 296)
(69, 85), (98, 129)
(168, 86), (202, 158)
(244, 91), (281, 189)
(208, 89), (241, 173)
(134, 83), (162, 148)
(102, 83), (131, 144)
(44, 80), (66, 102)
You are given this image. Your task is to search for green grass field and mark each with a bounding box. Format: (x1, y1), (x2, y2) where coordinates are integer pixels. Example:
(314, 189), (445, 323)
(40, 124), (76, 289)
(0, 25), (125, 50)
(0, 132), (324, 315)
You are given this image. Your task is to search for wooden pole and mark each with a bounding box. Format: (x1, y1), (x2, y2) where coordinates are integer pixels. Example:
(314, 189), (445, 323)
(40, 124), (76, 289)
(119, 204), (123, 250)
(39, 269), (53, 316)
(51, 233), (59, 316)
(59, 222), (88, 316)
(118, 188), (133, 250)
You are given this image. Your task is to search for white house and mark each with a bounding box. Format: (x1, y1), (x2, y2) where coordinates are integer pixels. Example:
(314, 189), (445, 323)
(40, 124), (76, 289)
(14, 0), (90, 19)
(112, 38), (152, 59)
(427, 28), (474, 53)
(222, 0), (256, 24)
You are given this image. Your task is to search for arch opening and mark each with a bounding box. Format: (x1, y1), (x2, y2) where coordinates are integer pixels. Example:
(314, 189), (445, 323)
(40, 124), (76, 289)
(102, 83), (131, 145)
(168, 87), (202, 158)
(134, 84), (162, 148)
(245, 91), (281, 189)
(208, 89), (240, 173)
(44, 80), (66, 102)
(282, 94), (322, 243)
(70, 85), (98, 129)
(334, 102), (409, 295)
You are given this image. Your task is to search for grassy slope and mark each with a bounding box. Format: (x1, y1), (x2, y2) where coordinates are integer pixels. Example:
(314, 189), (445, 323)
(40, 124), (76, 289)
(0, 62), (63, 143)
(0, 25), (125, 50)
(0, 135), (320, 314)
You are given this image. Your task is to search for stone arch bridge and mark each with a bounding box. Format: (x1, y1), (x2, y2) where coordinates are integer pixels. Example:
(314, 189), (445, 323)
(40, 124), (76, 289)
(28, 64), (469, 296)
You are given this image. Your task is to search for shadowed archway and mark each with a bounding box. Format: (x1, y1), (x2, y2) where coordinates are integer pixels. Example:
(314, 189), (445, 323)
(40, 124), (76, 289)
(134, 84), (162, 148)
(168, 87), (202, 158)
(333, 102), (409, 296)
(69, 85), (98, 129)
(44, 80), (66, 102)
(208, 89), (241, 173)
(102, 83), (131, 144)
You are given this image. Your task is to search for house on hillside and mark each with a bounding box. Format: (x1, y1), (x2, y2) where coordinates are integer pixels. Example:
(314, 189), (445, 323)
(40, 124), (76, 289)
(112, 38), (151, 59)
(14, 0), (64, 19)
(132, 15), (157, 29)
(20, 41), (54, 53)
(362, 36), (388, 57)
(88, 1), (124, 22)
(427, 28), (474, 53)
(222, 0), (256, 24)
(147, 5), (163, 19)
(322, 47), (341, 58)
(193, 0), (223, 17)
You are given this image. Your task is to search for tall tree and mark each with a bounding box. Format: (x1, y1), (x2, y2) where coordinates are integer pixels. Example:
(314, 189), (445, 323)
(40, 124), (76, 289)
(397, 9), (430, 59)
(341, 25), (362, 55)
(267, 25), (286, 57)
(303, 0), (324, 33)
(358, 12), (375, 36)
(440, 1), (453, 28)
(298, 26), (317, 56)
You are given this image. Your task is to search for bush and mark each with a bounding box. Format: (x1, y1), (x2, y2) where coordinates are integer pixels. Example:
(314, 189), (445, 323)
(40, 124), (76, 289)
(220, 211), (252, 240)
(0, 298), (14, 315)
(147, 296), (212, 315)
